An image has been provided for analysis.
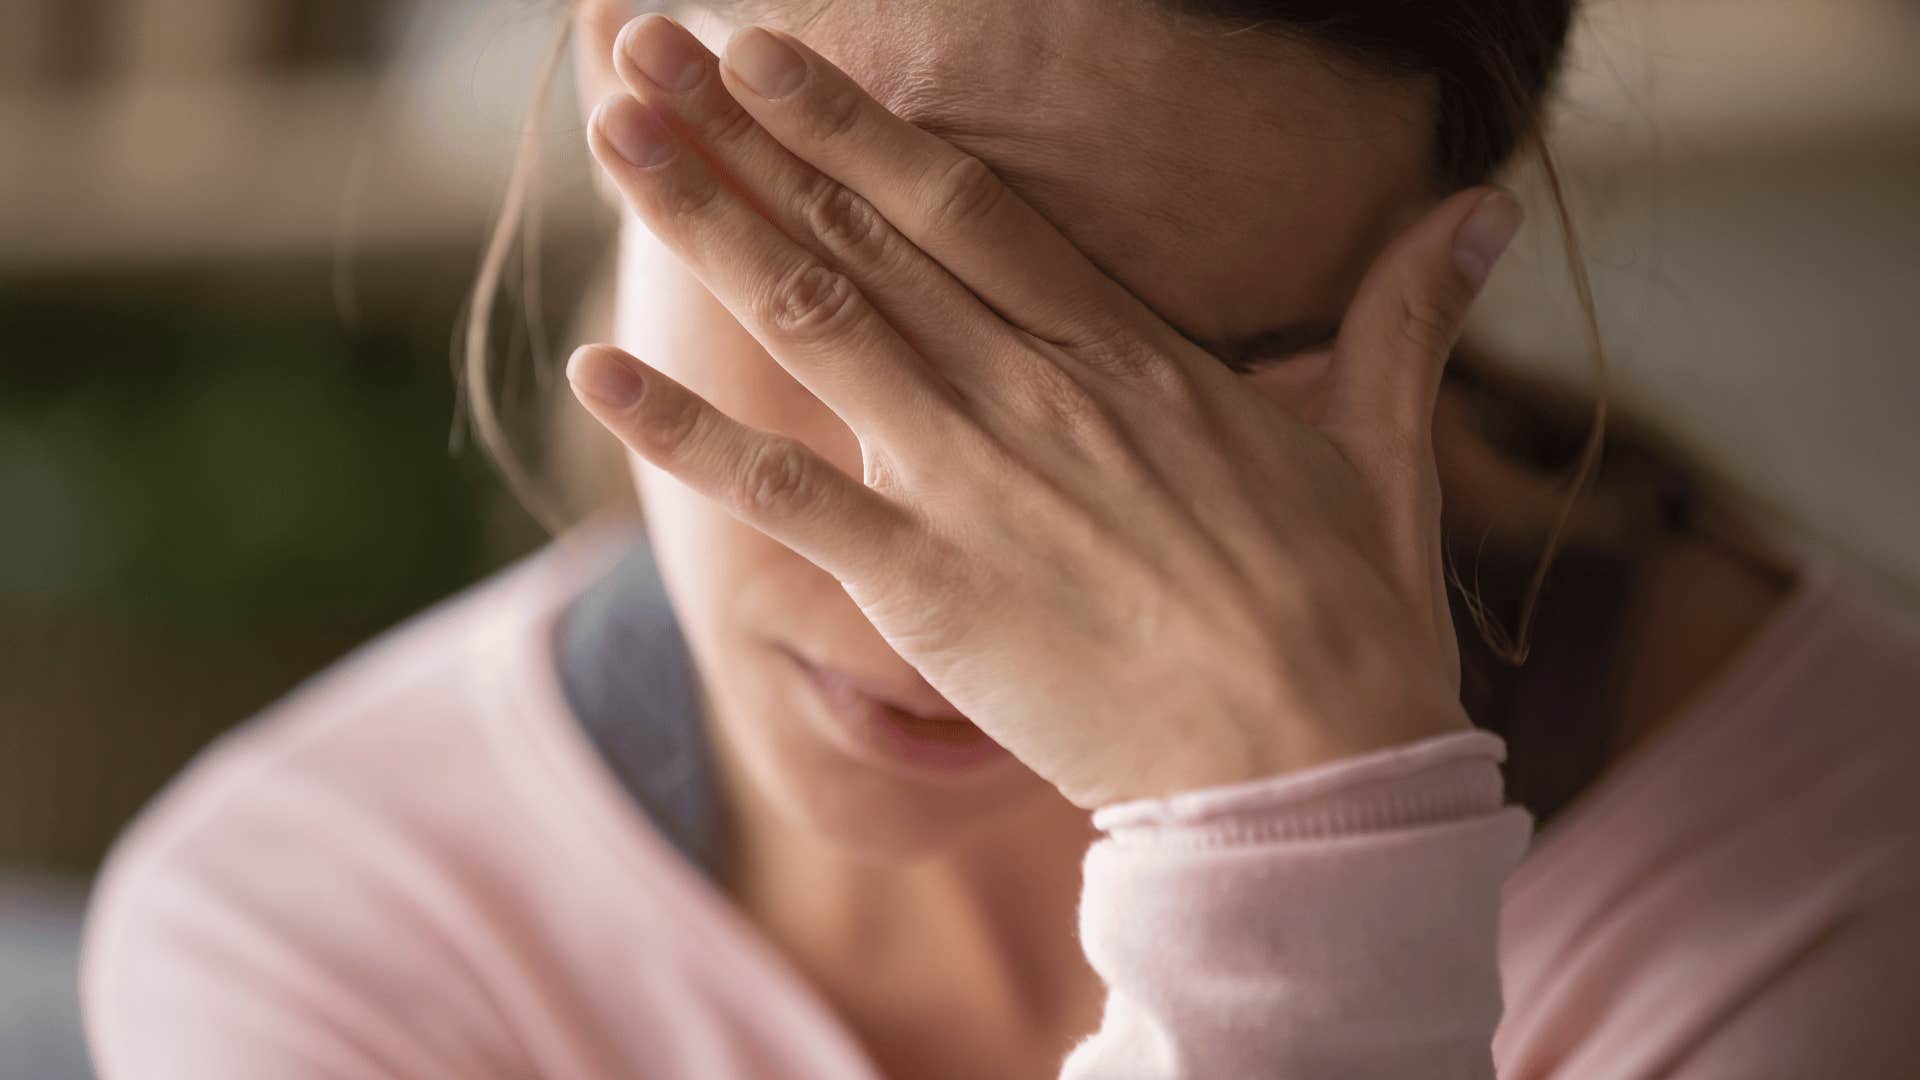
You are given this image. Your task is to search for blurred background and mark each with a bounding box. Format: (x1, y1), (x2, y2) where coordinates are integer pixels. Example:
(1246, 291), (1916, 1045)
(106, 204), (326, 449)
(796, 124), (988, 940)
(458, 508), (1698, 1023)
(2, 2), (606, 1075)
(1, 0), (1916, 1076)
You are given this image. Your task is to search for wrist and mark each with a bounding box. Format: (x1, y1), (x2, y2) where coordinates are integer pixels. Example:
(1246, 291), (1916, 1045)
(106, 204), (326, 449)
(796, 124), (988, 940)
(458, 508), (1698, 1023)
(1109, 692), (1473, 805)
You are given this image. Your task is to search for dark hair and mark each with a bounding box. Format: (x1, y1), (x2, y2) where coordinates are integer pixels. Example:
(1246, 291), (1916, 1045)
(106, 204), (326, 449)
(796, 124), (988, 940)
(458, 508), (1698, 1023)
(1167, 1), (1574, 186)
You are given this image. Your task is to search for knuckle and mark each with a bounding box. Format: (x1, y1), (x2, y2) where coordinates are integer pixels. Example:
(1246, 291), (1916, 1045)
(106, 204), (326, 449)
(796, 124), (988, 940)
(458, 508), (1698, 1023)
(736, 437), (813, 515)
(1077, 335), (1161, 383)
(701, 99), (763, 150)
(639, 383), (706, 459)
(918, 153), (1007, 239)
(1396, 284), (1467, 357)
(1018, 364), (1110, 440)
(801, 82), (864, 145)
(759, 262), (865, 338)
(1025, 309), (1166, 384)
(800, 181), (886, 261)
(1137, 350), (1208, 409)
(646, 162), (724, 219)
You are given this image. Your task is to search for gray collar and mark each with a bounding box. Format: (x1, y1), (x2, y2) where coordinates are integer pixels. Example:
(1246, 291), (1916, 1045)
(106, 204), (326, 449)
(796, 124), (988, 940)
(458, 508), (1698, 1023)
(554, 542), (722, 878)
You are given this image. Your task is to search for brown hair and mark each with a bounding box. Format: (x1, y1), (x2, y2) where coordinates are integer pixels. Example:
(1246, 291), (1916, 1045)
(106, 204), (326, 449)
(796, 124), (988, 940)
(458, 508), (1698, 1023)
(464, 0), (1608, 667)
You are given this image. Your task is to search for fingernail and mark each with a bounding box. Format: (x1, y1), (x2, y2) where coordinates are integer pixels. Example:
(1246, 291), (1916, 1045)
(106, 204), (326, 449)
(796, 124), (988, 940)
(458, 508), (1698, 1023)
(596, 96), (676, 168)
(624, 13), (705, 92)
(726, 26), (806, 99)
(568, 347), (645, 408)
(1453, 191), (1524, 289)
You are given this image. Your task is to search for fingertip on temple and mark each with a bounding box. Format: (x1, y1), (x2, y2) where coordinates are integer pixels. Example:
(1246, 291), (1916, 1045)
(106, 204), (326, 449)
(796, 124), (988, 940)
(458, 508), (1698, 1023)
(1451, 189), (1524, 290)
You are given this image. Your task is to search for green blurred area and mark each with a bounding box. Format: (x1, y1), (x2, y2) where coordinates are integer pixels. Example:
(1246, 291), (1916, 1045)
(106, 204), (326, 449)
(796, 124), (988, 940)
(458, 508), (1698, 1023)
(0, 259), (548, 871)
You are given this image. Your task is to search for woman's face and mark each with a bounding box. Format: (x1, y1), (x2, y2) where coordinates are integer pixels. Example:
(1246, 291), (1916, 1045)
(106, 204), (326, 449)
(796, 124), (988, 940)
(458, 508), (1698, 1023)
(599, 0), (1438, 857)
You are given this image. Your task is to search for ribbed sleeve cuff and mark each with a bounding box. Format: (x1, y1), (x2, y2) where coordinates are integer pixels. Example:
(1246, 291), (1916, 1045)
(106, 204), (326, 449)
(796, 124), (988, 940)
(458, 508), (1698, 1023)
(1066, 730), (1532, 1078)
(1090, 729), (1513, 848)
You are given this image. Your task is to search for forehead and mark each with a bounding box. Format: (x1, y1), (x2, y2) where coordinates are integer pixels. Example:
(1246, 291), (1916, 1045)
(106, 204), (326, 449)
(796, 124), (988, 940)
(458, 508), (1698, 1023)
(781, 0), (1439, 351)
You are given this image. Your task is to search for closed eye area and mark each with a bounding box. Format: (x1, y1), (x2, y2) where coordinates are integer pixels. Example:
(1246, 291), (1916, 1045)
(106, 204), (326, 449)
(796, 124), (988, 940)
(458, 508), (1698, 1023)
(900, 117), (1377, 381)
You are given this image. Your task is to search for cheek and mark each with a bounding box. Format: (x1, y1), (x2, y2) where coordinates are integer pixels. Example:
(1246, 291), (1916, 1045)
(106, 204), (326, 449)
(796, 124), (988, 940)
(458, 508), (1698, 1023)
(612, 217), (864, 489)
(614, 216), (772, 403)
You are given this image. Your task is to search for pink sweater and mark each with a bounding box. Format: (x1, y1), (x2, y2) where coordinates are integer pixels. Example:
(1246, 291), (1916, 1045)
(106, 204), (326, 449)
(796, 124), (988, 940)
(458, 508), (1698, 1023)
(80, 535), (1920, 1078)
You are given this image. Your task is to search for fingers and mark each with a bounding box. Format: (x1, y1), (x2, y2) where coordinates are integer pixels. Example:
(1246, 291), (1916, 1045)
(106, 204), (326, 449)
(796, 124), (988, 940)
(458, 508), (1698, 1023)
(573, 0), (634, 118)
(716, 24), (1172, 358)
(587, 90), (967, 450)
(1325, 187), (1523, 468)
(572, 0), (636, 207)
(609, 14), (1023, 385)
(566, 344), (922, 584)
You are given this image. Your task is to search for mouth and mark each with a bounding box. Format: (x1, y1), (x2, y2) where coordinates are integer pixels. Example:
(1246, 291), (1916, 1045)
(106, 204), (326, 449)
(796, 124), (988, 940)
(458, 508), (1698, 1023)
(776, 646), (1012, 776)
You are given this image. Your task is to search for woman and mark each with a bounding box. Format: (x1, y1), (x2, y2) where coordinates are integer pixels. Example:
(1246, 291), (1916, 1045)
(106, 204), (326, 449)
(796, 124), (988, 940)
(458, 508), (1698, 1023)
(81, 1), (1920, 1077)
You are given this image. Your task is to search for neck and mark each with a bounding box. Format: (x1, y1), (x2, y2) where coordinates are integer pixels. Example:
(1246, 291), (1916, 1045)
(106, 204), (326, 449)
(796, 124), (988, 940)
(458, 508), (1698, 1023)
(709, 719), (1104, 1076)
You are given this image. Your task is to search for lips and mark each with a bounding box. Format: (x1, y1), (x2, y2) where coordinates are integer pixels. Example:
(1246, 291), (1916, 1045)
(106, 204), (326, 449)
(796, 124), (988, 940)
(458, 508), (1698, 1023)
(779, 646), (1011, 774)
(783, 648), (968, 723)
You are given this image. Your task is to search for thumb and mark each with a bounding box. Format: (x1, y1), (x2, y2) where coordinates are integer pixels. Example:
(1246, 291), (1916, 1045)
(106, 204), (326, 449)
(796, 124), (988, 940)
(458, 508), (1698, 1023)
(1324, 186), (1523, 461)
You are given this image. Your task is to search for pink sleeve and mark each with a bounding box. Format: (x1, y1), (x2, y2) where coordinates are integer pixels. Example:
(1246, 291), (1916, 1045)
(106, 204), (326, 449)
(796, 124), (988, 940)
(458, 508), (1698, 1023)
(1062, 730), (1534, 1078)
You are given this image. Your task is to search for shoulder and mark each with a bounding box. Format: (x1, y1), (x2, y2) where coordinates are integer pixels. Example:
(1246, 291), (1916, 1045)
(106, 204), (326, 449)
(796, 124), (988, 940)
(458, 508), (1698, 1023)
(1500, 868), (1920, 1077)
(1812, 560), (1920, 706)
(1670, 881), (1920, 1077)
(79, 532), (633, 1079)
(1497, 553), (1920, 1075)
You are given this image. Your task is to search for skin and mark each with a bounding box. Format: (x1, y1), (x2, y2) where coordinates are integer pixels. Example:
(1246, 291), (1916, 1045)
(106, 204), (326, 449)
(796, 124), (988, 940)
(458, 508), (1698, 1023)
(561, 3), (1789, 1077)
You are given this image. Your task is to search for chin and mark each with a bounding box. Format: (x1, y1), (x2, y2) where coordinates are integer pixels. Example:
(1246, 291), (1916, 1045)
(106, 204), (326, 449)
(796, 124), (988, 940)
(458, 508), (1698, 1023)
(712, 637), (1063, 865)
(635, 494), (1067, 863)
